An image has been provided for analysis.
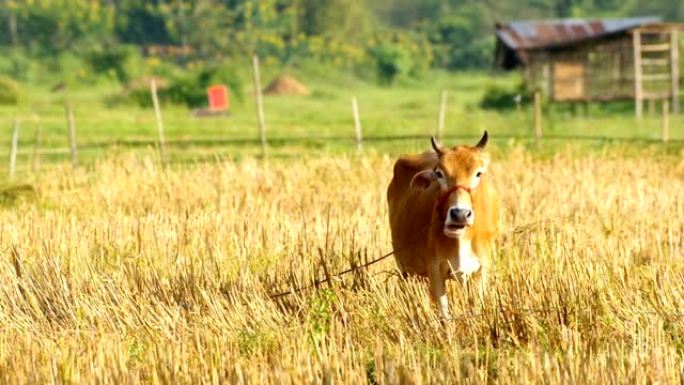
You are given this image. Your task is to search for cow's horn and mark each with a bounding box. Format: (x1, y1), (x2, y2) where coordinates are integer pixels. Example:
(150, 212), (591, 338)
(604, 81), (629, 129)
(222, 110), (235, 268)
(475, 131), (489, 149)
(431, 136), (444, 156)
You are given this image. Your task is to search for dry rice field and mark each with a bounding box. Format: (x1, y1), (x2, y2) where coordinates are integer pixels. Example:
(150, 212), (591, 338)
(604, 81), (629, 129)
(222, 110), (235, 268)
(1, 144), (684, 384)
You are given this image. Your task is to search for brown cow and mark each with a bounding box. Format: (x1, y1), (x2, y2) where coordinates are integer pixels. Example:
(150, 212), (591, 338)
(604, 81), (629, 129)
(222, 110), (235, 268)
(387, 132), (499, 318)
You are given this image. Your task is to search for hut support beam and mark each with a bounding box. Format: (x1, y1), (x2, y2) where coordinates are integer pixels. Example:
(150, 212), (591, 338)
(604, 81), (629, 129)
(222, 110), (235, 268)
(671, 29), (680, 113)
(633, 30), (643, 119)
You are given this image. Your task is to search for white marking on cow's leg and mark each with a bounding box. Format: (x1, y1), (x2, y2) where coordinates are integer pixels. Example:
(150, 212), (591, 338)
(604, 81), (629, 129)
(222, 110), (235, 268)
(428, 262), (449, 319)
(438, 293), (449, 319)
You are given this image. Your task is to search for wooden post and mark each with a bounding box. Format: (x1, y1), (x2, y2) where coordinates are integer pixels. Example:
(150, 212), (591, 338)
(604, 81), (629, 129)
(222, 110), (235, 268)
(534, 91), (542, 147)
(670, 29), (679, 113)
(351, 97), (363, 152)
(31, 116), (41, 173)
(611, 52), (620, 93)
(150, 77), (167, 166)
(65, 103), (78, 169)
(8, 118), (19, 178)
(662, 99), (670, 143)
(436, 90), (447, 140)
(633, 30), (643, 119)
(252, 55), (267, 156)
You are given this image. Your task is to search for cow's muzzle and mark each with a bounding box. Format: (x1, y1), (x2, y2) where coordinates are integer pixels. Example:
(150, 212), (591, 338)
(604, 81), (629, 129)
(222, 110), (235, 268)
(443, 207), (473, 238)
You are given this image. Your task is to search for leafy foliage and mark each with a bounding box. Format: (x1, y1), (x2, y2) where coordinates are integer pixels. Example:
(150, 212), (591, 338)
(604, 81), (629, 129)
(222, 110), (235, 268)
(160, 64), (245, 108)
(370, 43), (412, 85)
(0, 0), (682, 85)
(117, 63), (245, 108)
(480, 82), (529, 110)
(0, 75), (20, 105)
(85, 45), (137, 83)
(424, 6), (494, 69)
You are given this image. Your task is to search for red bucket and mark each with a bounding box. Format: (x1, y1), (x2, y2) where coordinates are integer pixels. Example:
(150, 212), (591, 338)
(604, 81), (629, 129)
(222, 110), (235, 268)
(207, 85), (229, 111)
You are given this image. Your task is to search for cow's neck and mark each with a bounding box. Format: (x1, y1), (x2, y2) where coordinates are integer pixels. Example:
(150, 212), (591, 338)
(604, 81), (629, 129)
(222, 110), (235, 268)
(436, 231), (481, 279)
(456, 236), (481, 278)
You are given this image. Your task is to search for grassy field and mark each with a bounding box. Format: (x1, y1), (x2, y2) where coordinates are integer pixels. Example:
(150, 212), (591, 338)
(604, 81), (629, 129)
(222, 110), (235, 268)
(1, 70), (684, 172)
(0, 141), (683, 383)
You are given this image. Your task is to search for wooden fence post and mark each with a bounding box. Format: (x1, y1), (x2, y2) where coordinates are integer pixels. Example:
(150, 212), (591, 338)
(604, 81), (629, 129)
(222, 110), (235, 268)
(662, 99), (670, 143)
(8, 118), (19, 178)
(150, 77), (167, 166)
(534, 91), (542, 147)
(31, 115), (41, 173)
(351, 97), (363, 152)
(65, 103), (78, 169)
(252, 55), (267, 156)
(436, 90), (447, 140)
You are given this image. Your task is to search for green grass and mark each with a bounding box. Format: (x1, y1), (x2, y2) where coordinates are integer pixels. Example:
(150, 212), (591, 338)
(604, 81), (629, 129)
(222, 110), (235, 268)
(1, 70), (683, 171)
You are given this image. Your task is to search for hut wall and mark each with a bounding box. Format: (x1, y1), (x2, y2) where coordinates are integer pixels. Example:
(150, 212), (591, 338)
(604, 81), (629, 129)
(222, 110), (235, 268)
(522, 35), (637, 102)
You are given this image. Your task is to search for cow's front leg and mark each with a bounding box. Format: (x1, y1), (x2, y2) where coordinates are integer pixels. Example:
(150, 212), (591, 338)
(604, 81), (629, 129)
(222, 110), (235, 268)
(428, 261), (449, 319)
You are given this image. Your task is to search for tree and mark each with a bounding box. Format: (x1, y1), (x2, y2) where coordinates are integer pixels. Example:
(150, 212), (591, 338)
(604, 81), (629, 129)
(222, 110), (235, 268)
(115, 1), (175, 45)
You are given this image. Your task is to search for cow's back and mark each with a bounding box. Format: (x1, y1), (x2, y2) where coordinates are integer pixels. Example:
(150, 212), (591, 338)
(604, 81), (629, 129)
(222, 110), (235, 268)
(387, 152), (439, 276)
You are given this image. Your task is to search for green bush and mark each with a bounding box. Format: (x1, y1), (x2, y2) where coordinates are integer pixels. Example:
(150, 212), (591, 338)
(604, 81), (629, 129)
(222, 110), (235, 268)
(55, 52), (87, 76)
(157, 64), (245, 107)
(480, 82), (528, 110)
(0, 50), (34, 81)
(115, 63), (245, 108)
(0, 76), (20, 105)
(162, 72), (208, 107)
(86, 45), (137, 83)
(209, 64), (245, 103)
(370, 43), (412, 85)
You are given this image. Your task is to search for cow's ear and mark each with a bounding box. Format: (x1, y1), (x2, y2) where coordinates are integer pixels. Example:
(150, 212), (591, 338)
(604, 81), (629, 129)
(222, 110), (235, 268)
(410, 170), (434, 189)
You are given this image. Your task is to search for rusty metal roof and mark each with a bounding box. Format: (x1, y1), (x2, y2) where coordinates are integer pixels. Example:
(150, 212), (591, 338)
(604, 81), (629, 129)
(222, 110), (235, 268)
(496, 17), (661, 50)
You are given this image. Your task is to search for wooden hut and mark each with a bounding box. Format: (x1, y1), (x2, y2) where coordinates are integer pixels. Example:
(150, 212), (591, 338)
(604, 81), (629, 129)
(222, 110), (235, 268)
(495, 17), (683, 116)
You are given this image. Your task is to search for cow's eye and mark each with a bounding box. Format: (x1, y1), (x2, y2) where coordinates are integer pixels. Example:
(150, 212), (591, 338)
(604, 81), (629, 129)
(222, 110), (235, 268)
(475, 171), (482, 178)
(434, 169), (444, 179)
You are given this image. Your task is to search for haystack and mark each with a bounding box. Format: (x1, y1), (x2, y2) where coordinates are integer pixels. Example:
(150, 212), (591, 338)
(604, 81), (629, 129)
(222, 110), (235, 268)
(263, 74), (309, 96)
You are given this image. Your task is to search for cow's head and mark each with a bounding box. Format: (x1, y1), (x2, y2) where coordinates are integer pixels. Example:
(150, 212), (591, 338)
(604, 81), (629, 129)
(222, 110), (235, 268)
(410, 131), (490, 239)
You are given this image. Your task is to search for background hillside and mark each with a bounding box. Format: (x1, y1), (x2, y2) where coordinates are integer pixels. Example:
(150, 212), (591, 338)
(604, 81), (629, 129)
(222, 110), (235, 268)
(1, 0), (683, 86)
